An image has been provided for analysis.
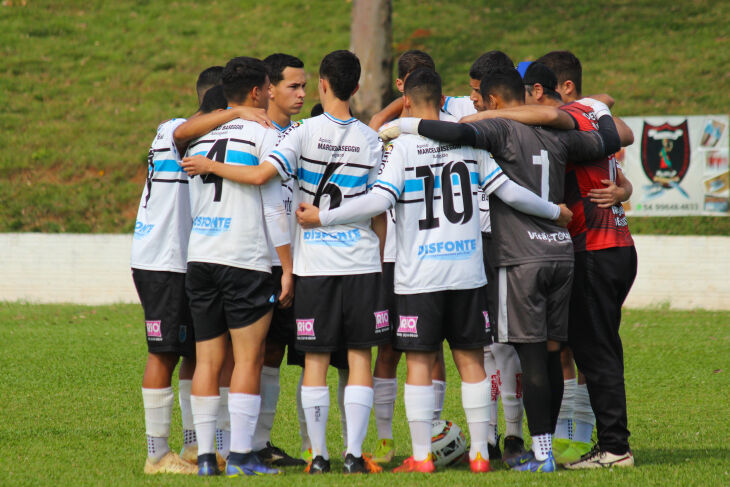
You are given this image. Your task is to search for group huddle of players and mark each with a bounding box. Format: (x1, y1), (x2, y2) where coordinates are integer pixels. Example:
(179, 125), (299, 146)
(131, 46), (638, 477)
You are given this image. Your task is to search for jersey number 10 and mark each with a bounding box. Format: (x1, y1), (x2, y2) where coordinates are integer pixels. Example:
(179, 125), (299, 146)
(417, 161), (474, 230)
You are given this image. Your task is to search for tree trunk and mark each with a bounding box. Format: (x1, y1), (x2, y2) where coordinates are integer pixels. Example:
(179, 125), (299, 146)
(350, 0), (393, 122)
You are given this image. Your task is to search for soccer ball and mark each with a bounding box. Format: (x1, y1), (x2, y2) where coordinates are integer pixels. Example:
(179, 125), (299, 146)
(431, 419), (467, 467)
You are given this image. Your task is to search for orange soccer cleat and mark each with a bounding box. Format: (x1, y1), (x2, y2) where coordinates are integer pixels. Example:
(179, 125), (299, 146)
(469, 452), (491, 473)
(393, 454), (435, 473)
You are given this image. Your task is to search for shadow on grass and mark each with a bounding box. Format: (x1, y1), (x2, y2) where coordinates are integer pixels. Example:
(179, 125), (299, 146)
(636, 448), (730, 466)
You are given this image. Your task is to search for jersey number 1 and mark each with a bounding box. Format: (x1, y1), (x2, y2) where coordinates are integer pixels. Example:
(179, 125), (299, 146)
(203, 139), (228, 202)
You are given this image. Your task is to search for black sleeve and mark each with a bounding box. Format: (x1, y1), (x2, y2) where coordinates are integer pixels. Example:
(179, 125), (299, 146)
(560, 114), (621, 163)
(596, 114), (621, 155)
(418, 119), (477, 146)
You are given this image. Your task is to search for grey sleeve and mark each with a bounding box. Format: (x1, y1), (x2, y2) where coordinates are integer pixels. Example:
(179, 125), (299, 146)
(467, 118), (513, 156)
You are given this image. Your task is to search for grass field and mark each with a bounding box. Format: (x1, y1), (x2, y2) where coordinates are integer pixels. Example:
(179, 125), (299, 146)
(0, 302), (727, 486)
(1, 0), (729, 233)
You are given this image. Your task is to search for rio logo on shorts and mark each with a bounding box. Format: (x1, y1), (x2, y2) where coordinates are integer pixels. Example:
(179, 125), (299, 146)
(374, 310), (390, 333)
(145, 320), (163, 341)
(296, 319), (316, 340)
(483, 311), (491, 333)
(397, 315), (419, 337)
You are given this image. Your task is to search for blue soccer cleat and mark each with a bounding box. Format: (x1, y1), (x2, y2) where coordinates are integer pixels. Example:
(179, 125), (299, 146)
(197, 453), (221, 476)
(226, 452), (282, 477)
(510, 450), (556, 472)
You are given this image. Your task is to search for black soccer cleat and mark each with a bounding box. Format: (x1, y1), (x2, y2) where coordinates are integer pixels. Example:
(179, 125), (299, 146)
(502, 435), (527, 464)
(255, 441), (306, 467)
(343, 453), (365, 474)
(488, 434), (503, 460)
(197, 453), (221, 476)
(305, 455), (331, 474)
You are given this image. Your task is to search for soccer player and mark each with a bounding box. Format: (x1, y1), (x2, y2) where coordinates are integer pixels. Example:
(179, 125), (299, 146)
(378, 65), (622, 472)
(183, 56), (293, 477)
(297, 67), (572, 474)
(535, 51), (638, 469)
(183, 50), (388, 475)
(131, 67), (225, 476)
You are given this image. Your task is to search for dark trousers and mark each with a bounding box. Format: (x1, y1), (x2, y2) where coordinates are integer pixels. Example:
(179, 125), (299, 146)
(568, 245), (637, 454)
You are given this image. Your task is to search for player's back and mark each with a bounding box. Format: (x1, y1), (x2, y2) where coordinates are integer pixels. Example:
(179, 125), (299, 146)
(131, 118), (191, 273)
(186, 118), (278, 272)
(270, 113), (382, 276)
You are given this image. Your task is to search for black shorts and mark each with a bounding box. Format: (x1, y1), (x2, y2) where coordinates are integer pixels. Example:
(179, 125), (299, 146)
(132, 268), (195, 357)
(286, 344), (350, 370)
(267, 266), (296, 347)
(294, 273), (390, 352)
(482, 233), (497, 339)
(493, 260), (573, 344)
(394, 287), (491, 352)
(186, 262), (275, 342)
(381, 262), (397, 328)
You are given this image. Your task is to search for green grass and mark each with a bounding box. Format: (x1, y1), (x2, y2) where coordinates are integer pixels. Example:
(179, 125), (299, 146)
(1, 0), (729, 233)
(0, 302), (728, 486)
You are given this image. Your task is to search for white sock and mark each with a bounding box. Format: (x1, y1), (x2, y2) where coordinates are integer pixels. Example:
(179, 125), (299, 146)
(404, 383), (435, 461)
(338, 368), (349, 448)
(178, 380), (196, 447)
(253, 366), (280, 451)
(296, 371), (311, 451)
(143, 387), (174, 461)
(432, 380), (446, 420)
(483, 346), (500, 445)
(344, 385), (374, 458)
(216, 387), (230, 459)
(573, 383), (595, 443)
(301, 385), (330, 460)
(532, 432), (552, 461)
(555, 378), (576, 440)
(191, 395), (220, 456)
(493, 343), (524, 438)
(373, 377), (397, 440)
(229, 393), (261, 454)
(461, 379), (490, 461)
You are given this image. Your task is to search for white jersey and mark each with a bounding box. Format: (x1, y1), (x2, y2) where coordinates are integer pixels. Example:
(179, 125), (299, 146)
(186, 119), (280, 272)
(131, 118), (191, 273)
(371, 134), (507, 294)
(441, 95), (477, 120)
(267, 113), (382, 276)
(268, 121), (297, 267)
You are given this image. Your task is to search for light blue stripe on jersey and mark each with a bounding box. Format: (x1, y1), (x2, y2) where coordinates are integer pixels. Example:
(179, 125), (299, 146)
(153, 159), (184, 172)
(481, 167), (502, 186)
(404, 173), (478, 193)
(471, 172), (479, 184)
(192, 151), (207, 157)
(375, 179), (401, 197)
(443, 96), (452, 111)
(272, 150), (293, 174)
(226, 150), (258, 166)
(298, 167), (368, 188)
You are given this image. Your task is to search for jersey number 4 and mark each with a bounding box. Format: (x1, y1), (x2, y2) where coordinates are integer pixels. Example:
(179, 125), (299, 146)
(202, 139), (228, 202)
(417, 161), (474, 230)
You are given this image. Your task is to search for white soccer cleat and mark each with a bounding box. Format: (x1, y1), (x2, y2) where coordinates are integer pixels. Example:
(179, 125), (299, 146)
(144, 451), (198, 474)
(564, 446), (634, 469)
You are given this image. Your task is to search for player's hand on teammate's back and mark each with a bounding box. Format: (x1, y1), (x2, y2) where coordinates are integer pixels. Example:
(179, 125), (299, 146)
(296, 202), (322, 228)
(378, 120), (402, 142)
(588, 179), (626, 208)
(233, 106), (274, 129)
(182, 155), (215, 176)
(278, 271), (294, 308)
(556, 204), (573, 227)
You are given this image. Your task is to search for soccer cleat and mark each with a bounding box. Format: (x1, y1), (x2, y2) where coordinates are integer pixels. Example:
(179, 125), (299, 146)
(469, 452), (491, 473)
(180, 444), (198, 465)
(510, 451), (556, 473)
(225, 452), (281, 477)
(255, 441), (306, 466)
(371, 438), (395, 463)
(564, 445), (634, 469)
(393, 454), (436, 473)
(502, 435), (528, 465)
(555, 440), (593, 465)
(144, 451), (198, 475)
(216, 452), (226, 470)
(301, 447), (313, 463)
(343, 453), (383, 474)
(552, 437), (572, 458)
(304, 455), (331, 474)
(488, 438), (502, 461)
(196, 453), (221, 476)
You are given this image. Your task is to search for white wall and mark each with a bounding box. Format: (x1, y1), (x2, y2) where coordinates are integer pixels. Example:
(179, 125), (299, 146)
(1, 233), (728, 310)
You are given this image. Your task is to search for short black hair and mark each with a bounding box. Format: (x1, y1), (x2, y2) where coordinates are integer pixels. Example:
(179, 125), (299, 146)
(263, 53), (304, 85)
(535, 50), (582, 96)
(397, 50), (435, 79)
(523, 62), (563, 102)
(198, 85), (228, 113)
(196, 66), (223, 101)
(222, 56), (268, 104)
(480, 66), (524, 105)
(310, 103), (324, 117)
(403, 67), (441, 109)
(469, 50), (514, 80)
(319, 50), (360, 101)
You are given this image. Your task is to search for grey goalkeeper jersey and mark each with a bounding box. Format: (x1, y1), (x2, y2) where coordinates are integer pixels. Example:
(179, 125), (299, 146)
(467, 118), (606, 266)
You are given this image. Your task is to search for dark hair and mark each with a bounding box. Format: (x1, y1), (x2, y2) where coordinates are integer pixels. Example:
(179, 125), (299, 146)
(535, 50), (582, 96)
(198, 85), (228, 113)
(310, 102), (324, 117)
(397, 50), (435, 79)
(469, 50), (514, 80)
(222, 56), (268, 104)
(480, 66), (524, 105)
(523, 62), (563, 102)
(319, 50), (360, 101)
(196, 66), (224, 101)
(403, 67), (442, 109)
(263, 53), (304, 85)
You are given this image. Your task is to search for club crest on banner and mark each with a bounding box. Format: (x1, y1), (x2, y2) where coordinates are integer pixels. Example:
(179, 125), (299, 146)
(640, 121), (691, 200)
